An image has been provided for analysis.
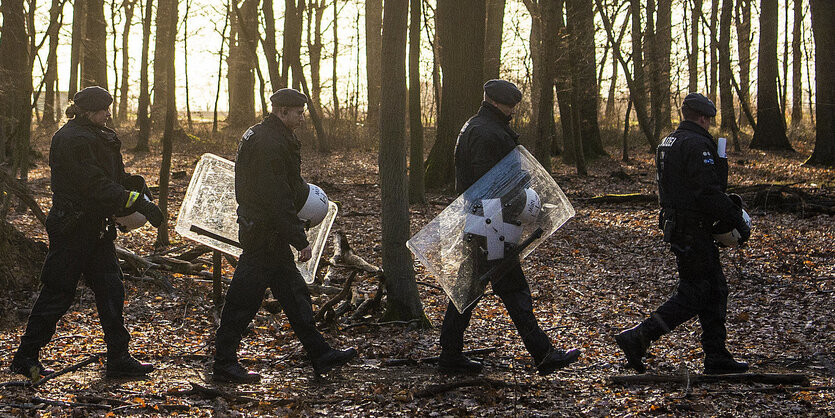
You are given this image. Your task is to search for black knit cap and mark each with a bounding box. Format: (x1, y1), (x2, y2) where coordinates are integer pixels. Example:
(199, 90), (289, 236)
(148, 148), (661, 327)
(682, 92), (716, 117)
(73, 86), (113, 112)
(270, 88), (308, 107)
(483, 79), (522, 106)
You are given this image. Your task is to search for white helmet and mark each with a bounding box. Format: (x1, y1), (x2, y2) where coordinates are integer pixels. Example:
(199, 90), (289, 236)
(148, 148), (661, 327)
(298, 183), (329, 227)
(713, 209), (751, 248)
(515, 188), (542, 224)
(115, 211), (148, 231)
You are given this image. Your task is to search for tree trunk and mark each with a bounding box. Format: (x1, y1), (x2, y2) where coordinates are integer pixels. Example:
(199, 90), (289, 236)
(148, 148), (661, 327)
(41, 0), (65, 128)
(135, 0), (152, 151)
(805, 0), (834, 166)
(483, 0), (505, 81)
(689, 0), (701, 93)
(790, 0), (803, 128)
(424, 0), (485, 189)
(736, 0), (752, 128)
(262, 0), (281, 91)
(629, 0), (647, 133)
(366, 0), (383, 133)
(306, 1), (326, 106)
(655, 0), (671, 130)
(212, 3), (229, 134)
(527, 2), (542, 134)
(379, 0), (426, 323)
(183, 0), (193, 130)
(535, 0), (556, 172)
(69, 0), (86, 98)
(718, 0), (737, 134)
(408, 0), (425, 204)
(227, 0), (258, 128)
(82, 0), (108, 88)
(331, 0), (339, 119)
(281, 0), (304, 90)
(751, 0), (793, 150)
(152, 0), (177, 129)
(156, 2), (178, 248)
(567, 0), (604, 159)
(552, 0), (575, 160)
(708, 0), (718, 103)
(117, 0), (135, 125)
(0, 0), (30, 178)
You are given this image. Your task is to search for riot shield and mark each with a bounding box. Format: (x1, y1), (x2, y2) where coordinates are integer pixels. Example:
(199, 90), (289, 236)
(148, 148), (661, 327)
(175, 153), (337, 284)
(407, 145), (574, 313)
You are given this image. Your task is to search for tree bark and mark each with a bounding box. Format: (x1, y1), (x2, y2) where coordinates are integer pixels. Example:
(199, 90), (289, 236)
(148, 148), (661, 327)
(366, 0), (383, 134)
(805, 0), (835, 166)
(281, 0), (304, 90)
(424, 0), (485, 189)
(41, 0), (65, 128)
(408, 0), (425, 204)
(262, 0), (281, 91)
(483, 0), (505, 81)
(379, 0), (426, 323)
(566, 0), (604, 159)
(157, 6), (177, 248)
(655, 0), (671, 130)
(750, 0), (793, 150)
(718, 0), (737, 135)
(117, 0), (135, 125)
(535, 0), (555, 171)
(306, 1), (326, 105)
(0, 0), (30, 175)
(708, 0), (718, 103)
(226, 0), (258, 128)
(689, 0), (701, 93)
(791, 0), (804, 128)
(213, 2), (229, 134)
(69, 0), (86, 98)
(81, 0), (108, 88)
(736, 0), (752, 128)
(152, 0), (177, 129)
(331, 0), (339, 119)
(135, 0), (153, 151)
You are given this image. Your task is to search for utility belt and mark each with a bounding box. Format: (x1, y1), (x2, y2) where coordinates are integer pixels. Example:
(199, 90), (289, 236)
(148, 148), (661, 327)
(49, 203), (117, 241)
(659, 208), (710, 243)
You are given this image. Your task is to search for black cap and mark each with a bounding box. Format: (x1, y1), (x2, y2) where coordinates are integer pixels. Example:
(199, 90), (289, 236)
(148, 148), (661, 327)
(73, 86), (113, 112)
(270, 88), (308, 107)
(682, 92), (716, 117)
(483, 79), (522, 106)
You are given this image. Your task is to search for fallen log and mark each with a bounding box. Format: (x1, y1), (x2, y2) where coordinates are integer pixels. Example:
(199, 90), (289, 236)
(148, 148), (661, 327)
(31, 396), (111, 410)
(415, 377), (530, 398)
(0, 169), (47, 225)
(609, 373), (810, 386)
(583, 193), (657, 204)
(383, 347), (498, 367)
(0, 354), (102, 387)
(166, 382), (258, 403)
(315, 271), (359, 323)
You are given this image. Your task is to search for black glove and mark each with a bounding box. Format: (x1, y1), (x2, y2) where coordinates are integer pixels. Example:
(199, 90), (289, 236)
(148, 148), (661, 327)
(123, 174), (153, 200)
(736, 218), (751, 245)
(130, 193), (164, 227)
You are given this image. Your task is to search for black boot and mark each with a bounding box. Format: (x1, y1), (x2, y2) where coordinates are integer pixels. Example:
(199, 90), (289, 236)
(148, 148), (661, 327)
(312, 348), (357, 375)
(106, 353), (153, 377)
(213, 361), (261, 383)
(704, 349), (748, 374)
(615, 324), (652, 373)
(10, 355), (54, 379)
(438, 351), (483, 374)
(537, 348), (581, 376)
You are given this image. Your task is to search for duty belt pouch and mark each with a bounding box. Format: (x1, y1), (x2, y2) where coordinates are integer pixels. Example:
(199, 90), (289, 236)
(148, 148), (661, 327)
(662, 218), (676, 243)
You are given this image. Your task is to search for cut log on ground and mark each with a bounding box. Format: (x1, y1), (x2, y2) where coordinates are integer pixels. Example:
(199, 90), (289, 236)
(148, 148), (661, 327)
(609, 373), (810, 386)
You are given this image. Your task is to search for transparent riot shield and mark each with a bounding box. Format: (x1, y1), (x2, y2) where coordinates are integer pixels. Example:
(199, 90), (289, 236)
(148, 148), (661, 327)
(175, 153), (337, 284)
(407, 146), (575, 313)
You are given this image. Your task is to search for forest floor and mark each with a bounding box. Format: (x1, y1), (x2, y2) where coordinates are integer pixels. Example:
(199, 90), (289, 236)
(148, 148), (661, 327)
(0, 125), (833, 416)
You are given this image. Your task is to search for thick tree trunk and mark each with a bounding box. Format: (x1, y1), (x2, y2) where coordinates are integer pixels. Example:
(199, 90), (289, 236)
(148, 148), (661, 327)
(567, 0), (604, 159)
(408, 0), (425, 204)
(736, 0), (752, 128)
(281, 0), (304, 90)
(805, 0), (835, 166)
(655, 0), (671, 130)
(69, 0), (86, 98)
(81, 0), (108, 88)
(262, 0), (281, 91)
(535, 0), (556, 172)
(152, 0), (177, 129)
(227, 0), (258, 128)
(135, 0), (152, 151)
(0, 0), (31, 176)
(718, 0), (737, 134)
(708, 0), (718, 103)
(366, 0), (383, 133)
(41, 0), (65, 128)
(156, 0), (178, 247)
(790, 0), (803, 128)
(552, 0), (574, 160)
(331, 0), (339, 119)
(379, 0), (426, 323)
(751, 0), (793, 150)
(117, 0), (135, 125)
(689, 0), (701, 93)
(424, 0), (485, 189)
(483, 0), (505, 81)
(306, 1), (326, 106)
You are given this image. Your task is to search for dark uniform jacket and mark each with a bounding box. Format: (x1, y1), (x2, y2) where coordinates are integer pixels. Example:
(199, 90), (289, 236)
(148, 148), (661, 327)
(49, 117), (130, 221)
(235, 113), (309, 251)
(454, 102), (520, 194)
(656, 120), (743, 235)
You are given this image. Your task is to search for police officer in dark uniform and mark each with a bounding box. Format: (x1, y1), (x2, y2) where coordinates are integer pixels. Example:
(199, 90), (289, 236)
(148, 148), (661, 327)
(10, 86), (163, 378)
(615, 93), (751, 374)
(439, 79), (581, 376)
(213, 88), (357, 383)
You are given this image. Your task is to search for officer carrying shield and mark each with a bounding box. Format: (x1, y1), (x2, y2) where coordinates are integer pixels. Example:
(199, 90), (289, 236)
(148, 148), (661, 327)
(10, 86), (163, 378)
(615, 93), (751, 374)
(212, 88), (356, 383)
(439, 79), (581, 375)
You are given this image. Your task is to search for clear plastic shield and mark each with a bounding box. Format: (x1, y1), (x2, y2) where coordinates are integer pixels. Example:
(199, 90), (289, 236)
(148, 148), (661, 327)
(175, 153), (337, 284)
(407, 146), (575, 313)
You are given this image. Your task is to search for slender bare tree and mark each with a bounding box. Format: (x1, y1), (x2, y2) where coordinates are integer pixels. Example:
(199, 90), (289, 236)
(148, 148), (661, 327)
(135, 0), (152, 151)
(408, 0), (425, 204)
(751, 0), (793, 150)
(366, 0), (383, 132)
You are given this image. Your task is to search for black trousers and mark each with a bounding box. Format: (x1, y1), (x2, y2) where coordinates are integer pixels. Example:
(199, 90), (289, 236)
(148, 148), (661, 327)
(214, 244), (329, 365)
(644, 236), (730, 356)
(16, 215), (130, 361)
(440, 264), (553, 365)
